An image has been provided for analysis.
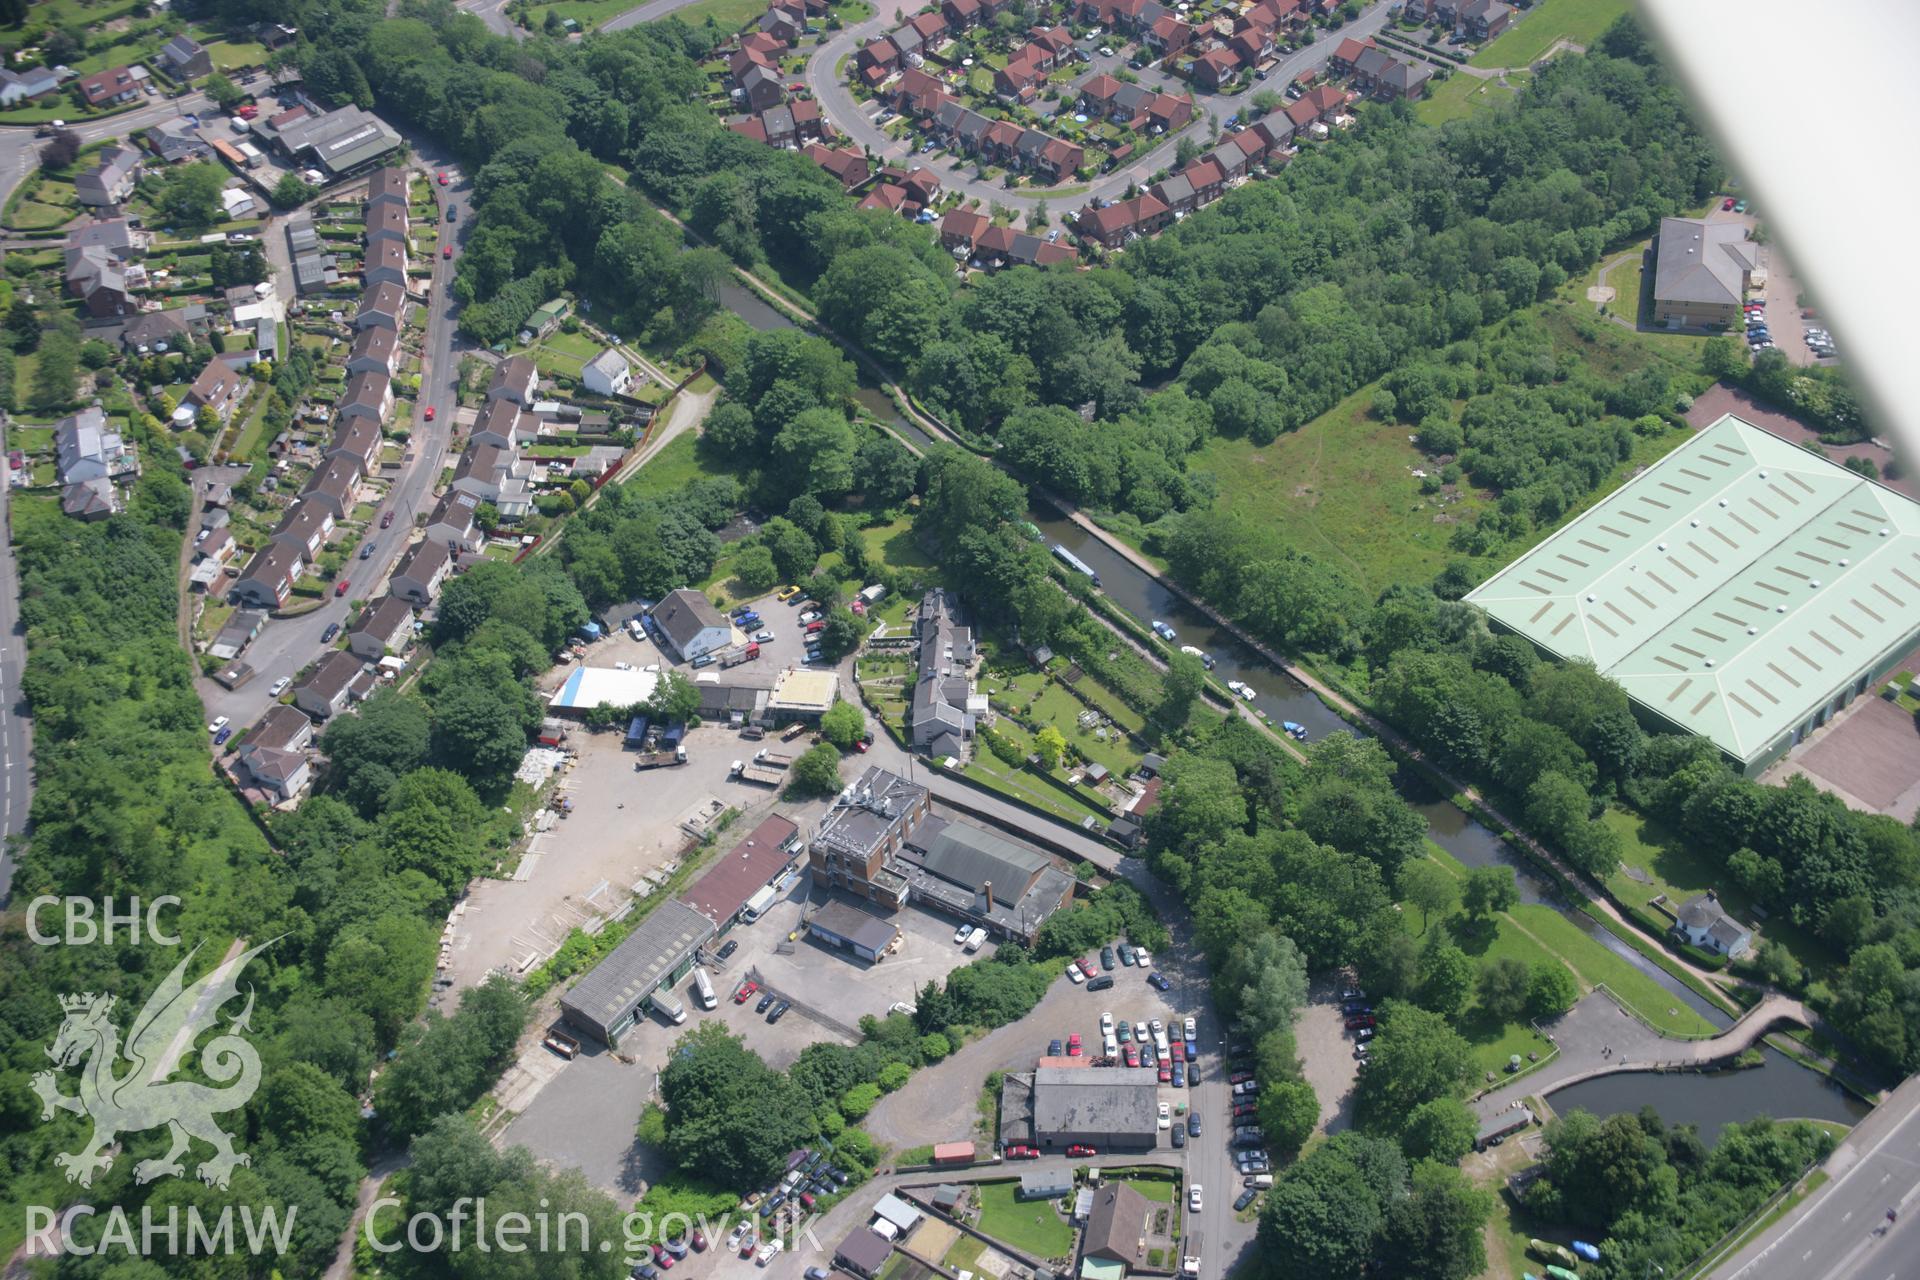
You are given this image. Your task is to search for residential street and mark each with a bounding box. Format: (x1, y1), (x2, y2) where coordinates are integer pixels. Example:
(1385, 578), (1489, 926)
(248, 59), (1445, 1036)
(197, 146), (471, 734)
(805, 0), (1397, 212)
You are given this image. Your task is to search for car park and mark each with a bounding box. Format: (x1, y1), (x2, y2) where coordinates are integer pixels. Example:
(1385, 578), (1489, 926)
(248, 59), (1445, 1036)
(1147, 972), (1171, 991)
(663, 1238), (689, 1258)
(1133, 947), (1151, 967)
(1172, 1063), (1186, 1087)
(1158, 1065), (1172, 1083)
(768, 1000), (790, 1023)
(1233, 1189), (1257, 1212)
(1722, 197), (1735, 210)
(757, 1241), (784, 1266)
(1157, 1102), (1171, 1129)
(1118, 943), (1136, 966)
(1735, 200), (1748, 213)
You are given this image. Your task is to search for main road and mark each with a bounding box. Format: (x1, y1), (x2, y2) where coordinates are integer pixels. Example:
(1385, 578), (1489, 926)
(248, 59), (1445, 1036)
(806, 0), (1397, 212)
(198, 142), (471, 734)
(1713, 1073), (1920, 1280)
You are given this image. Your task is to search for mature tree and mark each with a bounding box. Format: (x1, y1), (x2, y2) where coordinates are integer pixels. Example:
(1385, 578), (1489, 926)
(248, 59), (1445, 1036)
(378, 767), (495, 894)
(27, 332), (74, 412)
(1460, 865), (1518, 922)
(1258, 1132), (1408, 1280)
(1527, 961), (1580, 1018)
(760, 517), (818, 583)
(772, 408), (858, 500)
(273, 172), (318, 207)
(1147, 754), (1247, 852)
(1475, 956), (1532, 1023)
(321, 689), (432, 814)
(203, 72), (246, 110)
(1416, 936), (1474, 1019)
(659, 1024), (819, 1187)
(1399, 1097), (1477, 1165)
(1354, 1002), (1474, 1132)
(815, 608), (864, 661)
(1237, 931), (1309, 1043)
(158, 162), (229, 228)
(1156, 650), (1206, 734)
(854, 433), (919, 506)
(1399, 860), (1457, 934)
(1379, 1160), (1492, 1280)
(1259, 1079), (1321, 1157)
(788, 742), (843, 796)
(702, 400), (760, 459)
(731, 544), (780, 594)
(1537, 1109), (1679, 1229)
(820, 699), (866, 750)
(38, 128), (81, 169)
(1034, 725), (1068, 770)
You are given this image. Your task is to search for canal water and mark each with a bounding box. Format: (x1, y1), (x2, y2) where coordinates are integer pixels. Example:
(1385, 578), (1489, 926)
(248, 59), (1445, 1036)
(1546, 1049), (1870, 1143)
(710, 290), (1866, 1135)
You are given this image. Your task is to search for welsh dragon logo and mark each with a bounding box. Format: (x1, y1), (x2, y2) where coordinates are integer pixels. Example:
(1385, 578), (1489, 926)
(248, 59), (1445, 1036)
(32, 940), (273, 1190)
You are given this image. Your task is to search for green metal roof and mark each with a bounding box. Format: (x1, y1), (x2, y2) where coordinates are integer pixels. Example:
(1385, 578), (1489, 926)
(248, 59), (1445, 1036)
(1466, 415), (1920, 764)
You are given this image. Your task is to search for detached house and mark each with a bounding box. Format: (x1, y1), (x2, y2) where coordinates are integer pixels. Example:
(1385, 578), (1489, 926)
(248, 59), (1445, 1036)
(347, 325), (401, 379)
(939, 208), (989, 255)
(270, 498), (336, 561)
(1190, 46), (1241, 91)
(182, 355), (249, 425)
(364, 239), (408, 289)
(355, 281), (408, 331)
(425, 488), (486, 553)
(1672, 892), (1752, 960)
(737, 62), (787, 113)
(348, 595), (416, 661)
(230, 541), (305, 608)
(294, 650), (374, 720)
(55, 407), (137, 520)
(487, 355), (539, 407)
(471, 398), (531, 452)
(0, 66), (62, 107)
(805, 143), (871, 190)
(1075, 191), (1171, 248)
(235, 705), (314, 804)
(338, 371), (394, 426)
(328, 417), (384, 473)
(159, 35), (212, 81)
(77, 65), (143, 107)
(582, 348), (632, 397)
(74, 145), (141, 208)
(392, 539), (453, 605)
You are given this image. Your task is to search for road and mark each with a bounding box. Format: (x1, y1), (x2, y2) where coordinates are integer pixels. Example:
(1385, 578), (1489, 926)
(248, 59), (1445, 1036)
(805, 0), (1397, 212)
(1714, 1073), (1920, 1280)
(197, 147), (471, 734)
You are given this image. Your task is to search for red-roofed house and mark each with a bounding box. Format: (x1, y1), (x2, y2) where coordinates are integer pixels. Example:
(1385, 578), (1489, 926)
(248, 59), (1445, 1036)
(1190, 46), (1241, 91)
(1229, 28), (1272, 65)
(1330, 36), (1372, 73)
(1146, 14), (1197, 55)
(905, 11), (949, 45)
(1074, 192), (1170, 250)
(940, 209), (988, 252)
(858, 183), (907, 213)
(729, 117), (770, 144)
(77, 65), (142, 106)
(942, 0), (983, 27)
(1149, 92), (1195, 133)
(804, 143), (871, 190)
(994, 46), (1048, 101)
(859, 36), (902, 75)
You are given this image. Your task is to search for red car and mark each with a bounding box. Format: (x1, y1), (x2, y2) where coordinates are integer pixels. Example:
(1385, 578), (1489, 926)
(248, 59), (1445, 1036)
(381, 510), (395, 528)
(1065, 1145), (1097, 1157)
(1170, 1041), (1185, 1063)
(424, 405), (436, 421)
(1722, 197), (1735, 210)
(739, 1236), (757, 1259)
(1004, 1145), (1040, 1159)
(1344, 1014), (1374, 1031)
(236, 103), (258, 119)
(691, 1232), (707, 1252)
(437, 171), (449, 185)
(1079, 958), (1097, 978)
(442, 244), (453, 259)
(854, 738), (870, 753)
(335, 578), (350, 597)
(1066, 1033), (1083, 1056)
(1123, 1044), (1139, 1067)
(1158, 1066), (1172, 1083)
(1228, 1071), (1253, 1084)
(734, 980), (758, 1004)
(652, 1247), (674, 1269)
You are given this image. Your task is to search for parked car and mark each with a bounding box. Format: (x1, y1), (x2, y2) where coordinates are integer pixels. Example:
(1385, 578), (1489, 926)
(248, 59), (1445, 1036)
(1065, 1144), (1097, 1157)
(768, 1000), (790, 1023)
(1722, 197), (1735, 210)
(1004, 1144), (1040, 1159)
(1147, 972), (1171, 991)
(663, 1238), (689, 1259)
(1066, 962), (1086, 984)
(1188, 1113), (1201, 1137)
(442, 244), (452, 259)
(1067, 1033), (1083, 1056)
(321, 622), (341, 643)
(1233, 1189), (1257, 1212)
(1189, 1185), (1203, 1212)
(359, 541), (378, 560)
(717, 939), (738, 960)
(735, 980), (758, 1004)
(1345, 1014), (1375, 1031)
(1078, 958), (1097, 979)
(1100, 946), (1116, 970)
(1048, 1038), (1064, 1057)
(269, 676), (291, 696)
(1172, 1126), (1185, 1148)
(437, 171), (449, 185)
(1086, 975), (1114, 992)
(755, 992), (775, 1013)
(1118, 943), (1136, 966)
(1123, 1044), (1139, 1067)
(213, 725), (233, 745)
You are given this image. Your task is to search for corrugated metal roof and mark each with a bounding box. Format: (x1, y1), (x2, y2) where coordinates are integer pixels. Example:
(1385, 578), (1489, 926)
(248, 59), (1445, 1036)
(1466, 414), (1920, 764)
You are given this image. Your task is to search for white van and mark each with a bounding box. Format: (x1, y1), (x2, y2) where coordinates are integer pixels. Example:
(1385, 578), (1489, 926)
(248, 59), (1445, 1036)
(693, 967), (717, 1010)
(963, 927), (988, 953)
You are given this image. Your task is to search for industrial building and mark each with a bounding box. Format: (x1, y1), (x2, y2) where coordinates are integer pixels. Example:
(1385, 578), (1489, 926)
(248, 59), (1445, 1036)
(1465, 415), (1920, 776)
(559, 899), (716, 1045)
(808, 766), (1076, 942)
(680, 815), (801, 931)
(547, 665), (661, 717)
(768, 667), (841, 722)
(805, 898), (903, 961)
(1000, 1064), (1160, 1151)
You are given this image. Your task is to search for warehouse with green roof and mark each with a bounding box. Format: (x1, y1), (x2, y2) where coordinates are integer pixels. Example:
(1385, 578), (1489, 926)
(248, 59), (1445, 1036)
(1466, 415), (1920, 777)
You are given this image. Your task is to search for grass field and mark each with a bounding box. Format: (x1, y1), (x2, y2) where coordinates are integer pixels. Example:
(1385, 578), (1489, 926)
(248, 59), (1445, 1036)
(1189, 383), (1494, 596)
(1414, 69), (1526, 125)
(661, 0), (769, 32)
(1468, 0), (1629, 68)
(973, 1181), (1075, 1257)
(205, 38), (268, 70)
(620, 432), (715, 498)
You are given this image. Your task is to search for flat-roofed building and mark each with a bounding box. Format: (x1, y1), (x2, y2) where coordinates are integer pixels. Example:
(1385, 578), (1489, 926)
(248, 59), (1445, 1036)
(1464, 414), (1920, 776)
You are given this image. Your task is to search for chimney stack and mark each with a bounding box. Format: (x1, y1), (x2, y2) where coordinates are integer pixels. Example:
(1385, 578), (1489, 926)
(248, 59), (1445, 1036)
(983, 880), (994, 911)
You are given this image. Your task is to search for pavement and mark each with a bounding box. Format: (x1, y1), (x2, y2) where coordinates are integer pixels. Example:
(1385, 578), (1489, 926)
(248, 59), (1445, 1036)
(1713, 1072), (1920, 1280)
(1472, 990), (1814, 1121)
(804, 0), (1399, 213)
(197, 148), (471, 736)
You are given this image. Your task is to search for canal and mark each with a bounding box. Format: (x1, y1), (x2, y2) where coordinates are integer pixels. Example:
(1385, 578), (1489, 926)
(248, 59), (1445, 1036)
(710, 286), (1863, 1136)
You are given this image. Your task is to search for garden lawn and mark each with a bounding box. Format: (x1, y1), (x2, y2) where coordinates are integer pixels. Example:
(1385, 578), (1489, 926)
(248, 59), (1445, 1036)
(8, 199), (78, 231)
(1468, 0), (1628, 68)
(964, 753), (1110, 826)
(1601, 806), (1841, 980)
(973, 1180), (1075, 1257)
(862, 515), (937, 574)
(942, 1235), (987, 1272)
(1413, 69), (1524, 125)
(205, 39), (269, 70)
(619, 432), (721, 498)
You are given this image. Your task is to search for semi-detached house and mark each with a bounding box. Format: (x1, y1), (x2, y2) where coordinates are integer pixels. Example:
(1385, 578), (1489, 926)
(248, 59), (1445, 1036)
(230, 541), (305, 609)
(294, 650), (374, 719)
(391, 539), (453, 605)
